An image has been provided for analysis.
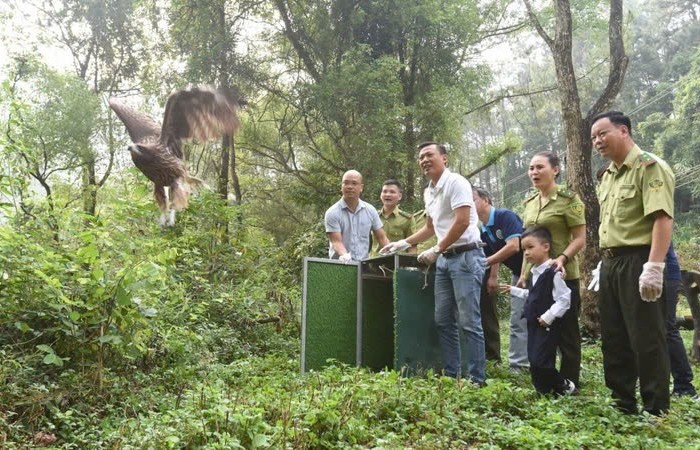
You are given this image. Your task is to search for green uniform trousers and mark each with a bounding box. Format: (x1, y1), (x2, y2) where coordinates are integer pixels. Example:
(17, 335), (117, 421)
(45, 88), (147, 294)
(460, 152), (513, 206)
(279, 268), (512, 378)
(560, 279), (581, 386)
(480, 268), (501, 362)
(599, 249), (670, 415)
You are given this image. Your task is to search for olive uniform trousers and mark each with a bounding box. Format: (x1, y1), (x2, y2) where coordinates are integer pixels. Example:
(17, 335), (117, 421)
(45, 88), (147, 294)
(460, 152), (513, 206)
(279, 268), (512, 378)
(559, 279), (581, 386)
(599, 249), (670, 415)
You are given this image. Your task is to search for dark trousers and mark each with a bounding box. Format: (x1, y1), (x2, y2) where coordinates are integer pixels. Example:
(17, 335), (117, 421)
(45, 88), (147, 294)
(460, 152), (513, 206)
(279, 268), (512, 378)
(528, 319), (566, 394)
(559, 279), (582, 386)
(665, 279), (697, 396)
(480, 268), (501, 362)
(599, 251), (670, 415)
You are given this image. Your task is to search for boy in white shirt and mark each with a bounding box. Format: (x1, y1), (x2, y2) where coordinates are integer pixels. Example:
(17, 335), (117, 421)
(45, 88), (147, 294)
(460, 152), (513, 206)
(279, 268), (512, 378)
(501, 225), (575, 395)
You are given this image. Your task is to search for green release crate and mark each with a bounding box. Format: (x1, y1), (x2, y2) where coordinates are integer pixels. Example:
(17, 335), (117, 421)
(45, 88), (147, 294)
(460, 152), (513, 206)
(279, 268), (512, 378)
(302, 254), (467, 375)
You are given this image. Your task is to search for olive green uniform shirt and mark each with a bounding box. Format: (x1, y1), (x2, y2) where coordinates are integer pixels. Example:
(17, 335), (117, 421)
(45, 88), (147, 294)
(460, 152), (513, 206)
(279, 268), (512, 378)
(597, 145), (674, 248)
(413, 209), (438, 253)
(522, 185), (586, 280)
(370, 206), (415, 256)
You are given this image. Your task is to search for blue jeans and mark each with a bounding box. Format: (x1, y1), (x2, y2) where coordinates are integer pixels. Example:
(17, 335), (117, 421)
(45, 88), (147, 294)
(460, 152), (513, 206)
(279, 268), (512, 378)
(434, 248), (486, 383)
(665, 279), (697, 396)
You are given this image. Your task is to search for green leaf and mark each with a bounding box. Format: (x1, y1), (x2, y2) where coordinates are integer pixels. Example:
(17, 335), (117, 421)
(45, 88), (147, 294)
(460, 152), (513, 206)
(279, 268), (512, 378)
(68, 311), (81, 321)
(115, 286), (131, 306)
(251, 434), (268, 448)
(36, 344), (54, 354)
(98, 335), (122, 344)
(42, 352), (64, 366)
(15, 321), (32, 332)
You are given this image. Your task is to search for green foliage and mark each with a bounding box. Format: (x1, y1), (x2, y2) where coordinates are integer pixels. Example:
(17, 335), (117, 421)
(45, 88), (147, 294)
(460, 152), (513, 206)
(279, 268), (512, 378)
(4, 345), (699, 448)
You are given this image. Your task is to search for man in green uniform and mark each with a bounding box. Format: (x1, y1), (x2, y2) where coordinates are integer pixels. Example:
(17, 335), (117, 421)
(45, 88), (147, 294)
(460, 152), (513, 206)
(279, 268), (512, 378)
(370, 180), (416, 256)
(592, 111), (674, 416)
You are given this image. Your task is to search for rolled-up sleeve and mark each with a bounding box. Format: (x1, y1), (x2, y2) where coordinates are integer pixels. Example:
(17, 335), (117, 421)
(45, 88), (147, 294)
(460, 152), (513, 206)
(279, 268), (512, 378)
(325, 207), (341, 233)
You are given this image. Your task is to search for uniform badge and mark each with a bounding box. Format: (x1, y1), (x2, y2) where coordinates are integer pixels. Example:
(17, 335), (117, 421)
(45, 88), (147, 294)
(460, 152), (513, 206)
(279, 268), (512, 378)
(649, 179), (664, 191)
(570, 203), (584, 215)
(496, 229), (503, 240)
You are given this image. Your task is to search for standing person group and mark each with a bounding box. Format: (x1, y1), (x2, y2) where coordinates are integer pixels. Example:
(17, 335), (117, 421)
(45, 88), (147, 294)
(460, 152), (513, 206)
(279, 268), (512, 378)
(323, 111), (694, 413)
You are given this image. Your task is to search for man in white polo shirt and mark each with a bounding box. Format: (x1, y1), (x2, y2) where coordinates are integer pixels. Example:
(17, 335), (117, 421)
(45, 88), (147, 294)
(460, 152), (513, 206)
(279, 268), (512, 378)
(325, 169), (389, 262)
(381, 142), (486, 384)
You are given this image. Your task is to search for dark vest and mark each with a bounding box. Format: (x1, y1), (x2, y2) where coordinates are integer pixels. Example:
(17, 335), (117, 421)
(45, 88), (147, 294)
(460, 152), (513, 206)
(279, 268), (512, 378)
(523, 266), (557, 322)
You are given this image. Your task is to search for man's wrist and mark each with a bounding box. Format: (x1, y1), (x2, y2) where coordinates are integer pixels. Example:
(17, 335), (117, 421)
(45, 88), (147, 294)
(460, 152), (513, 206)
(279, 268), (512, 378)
(432, 245), (441, 254)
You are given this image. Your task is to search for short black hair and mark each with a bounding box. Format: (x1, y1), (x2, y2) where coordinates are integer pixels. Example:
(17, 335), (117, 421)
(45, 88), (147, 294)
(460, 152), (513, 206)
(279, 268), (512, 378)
(382, 179), (402, 191)
(473, 187), (492, 205)
(417, 141), (447, 155)
(521, 225), (553, 253)
(591, 110), (633, 137)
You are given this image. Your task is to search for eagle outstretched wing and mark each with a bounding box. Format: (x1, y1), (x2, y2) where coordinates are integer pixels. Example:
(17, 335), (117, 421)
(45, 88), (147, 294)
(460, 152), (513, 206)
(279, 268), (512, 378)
(160, 86), (246, 159)
(107, 98), (161, 144)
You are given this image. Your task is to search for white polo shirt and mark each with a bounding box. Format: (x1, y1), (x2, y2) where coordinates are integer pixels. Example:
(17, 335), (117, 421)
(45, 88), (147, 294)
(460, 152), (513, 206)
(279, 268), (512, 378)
(424, 168), (481, 248)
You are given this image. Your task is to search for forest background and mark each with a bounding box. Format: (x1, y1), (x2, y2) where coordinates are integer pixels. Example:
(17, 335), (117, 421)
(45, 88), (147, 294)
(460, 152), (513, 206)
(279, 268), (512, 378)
(1, 0), (700, 448)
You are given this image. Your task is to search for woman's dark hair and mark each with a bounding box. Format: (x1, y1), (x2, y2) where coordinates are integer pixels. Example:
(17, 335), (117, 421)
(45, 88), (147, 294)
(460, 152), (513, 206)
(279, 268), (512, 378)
(532, 151), (561, 180)
(521, 225), (553, 252)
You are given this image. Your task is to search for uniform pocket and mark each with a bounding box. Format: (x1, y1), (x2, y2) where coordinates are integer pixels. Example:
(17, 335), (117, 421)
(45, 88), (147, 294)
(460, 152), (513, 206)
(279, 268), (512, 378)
(617, 184), (637, 214)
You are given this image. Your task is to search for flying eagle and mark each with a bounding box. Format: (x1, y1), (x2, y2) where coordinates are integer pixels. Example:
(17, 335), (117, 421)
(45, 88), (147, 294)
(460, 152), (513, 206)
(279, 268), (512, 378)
(109, 86), (246, 226)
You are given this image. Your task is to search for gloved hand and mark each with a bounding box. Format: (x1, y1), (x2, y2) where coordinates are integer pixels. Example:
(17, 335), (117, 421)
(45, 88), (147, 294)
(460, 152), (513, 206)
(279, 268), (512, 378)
(380, 239), (411, 254)
(338, 253), (353, 264)
(639, 262), (665, 302)
(417, 246), (439, 265)
(587, 261), (601, 291)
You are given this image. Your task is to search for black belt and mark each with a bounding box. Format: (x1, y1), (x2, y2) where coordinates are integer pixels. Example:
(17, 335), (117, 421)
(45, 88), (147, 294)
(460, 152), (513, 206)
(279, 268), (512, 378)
(441, 242), (486, 257)
(601, 245), (650, 259)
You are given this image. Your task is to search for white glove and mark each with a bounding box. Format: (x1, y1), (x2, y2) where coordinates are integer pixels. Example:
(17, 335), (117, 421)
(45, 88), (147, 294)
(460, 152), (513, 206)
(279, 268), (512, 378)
(587, 261), (601, 291)
(417, 246), (439, 265)
(639, 262), (665, 302)
(338, 253), (353, 264)
(380, 239), (411, 254)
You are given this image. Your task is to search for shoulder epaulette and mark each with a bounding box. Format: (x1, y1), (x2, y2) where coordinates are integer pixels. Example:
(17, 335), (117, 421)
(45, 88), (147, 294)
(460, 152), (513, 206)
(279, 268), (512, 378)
(412, 209), (426, 218)
(398, 209), (412, 219)
(523, 189), (539, 204)
(638, 151), (658, 167)
(557, 186), (575, 199)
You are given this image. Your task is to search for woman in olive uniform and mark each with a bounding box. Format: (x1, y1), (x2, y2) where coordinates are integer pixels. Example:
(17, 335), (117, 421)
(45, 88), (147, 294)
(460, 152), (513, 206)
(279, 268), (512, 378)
(519, 152), (586, 389)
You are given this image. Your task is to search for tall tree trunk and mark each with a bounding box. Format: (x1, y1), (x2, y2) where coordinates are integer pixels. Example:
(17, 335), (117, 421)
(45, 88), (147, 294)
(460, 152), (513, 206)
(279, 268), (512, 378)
(230, 137), (242, 203)
(218, 134), (230, 200)
(82, 161), (97, 219)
